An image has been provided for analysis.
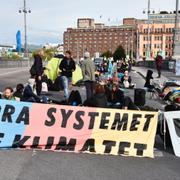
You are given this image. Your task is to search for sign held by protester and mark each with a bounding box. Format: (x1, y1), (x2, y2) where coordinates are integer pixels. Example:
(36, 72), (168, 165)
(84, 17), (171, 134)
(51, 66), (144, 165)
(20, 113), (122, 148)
(0, 100), (158, 158)
(164, 111), (180, 157)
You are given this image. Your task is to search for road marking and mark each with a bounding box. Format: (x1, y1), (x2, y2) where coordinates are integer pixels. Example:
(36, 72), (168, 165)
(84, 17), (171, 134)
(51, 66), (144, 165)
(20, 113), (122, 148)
(0, 68), (29, 76)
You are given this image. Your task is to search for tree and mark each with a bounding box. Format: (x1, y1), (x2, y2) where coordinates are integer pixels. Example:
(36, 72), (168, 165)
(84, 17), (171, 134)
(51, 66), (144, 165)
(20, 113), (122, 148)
(32, 48), (55, 61)
(101, 50), (112, 59)
(113, 45), (126, 61)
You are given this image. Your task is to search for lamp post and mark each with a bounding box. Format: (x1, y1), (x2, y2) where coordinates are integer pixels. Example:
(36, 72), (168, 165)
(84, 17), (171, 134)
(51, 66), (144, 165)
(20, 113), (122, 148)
(143, 0), (155, 60)
(172, 0), (180, 75)
(19, 0), (31, 58)
(173, 0), (180, 56)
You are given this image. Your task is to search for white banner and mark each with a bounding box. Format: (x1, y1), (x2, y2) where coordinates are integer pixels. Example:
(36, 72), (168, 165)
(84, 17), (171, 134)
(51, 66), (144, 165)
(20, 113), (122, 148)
(176, 60), (180, 76)
(164, 111), (180, 157)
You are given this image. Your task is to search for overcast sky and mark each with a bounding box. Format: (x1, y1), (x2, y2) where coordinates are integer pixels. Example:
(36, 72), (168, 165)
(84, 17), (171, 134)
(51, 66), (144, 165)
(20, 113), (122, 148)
(0, 0), (177, 45)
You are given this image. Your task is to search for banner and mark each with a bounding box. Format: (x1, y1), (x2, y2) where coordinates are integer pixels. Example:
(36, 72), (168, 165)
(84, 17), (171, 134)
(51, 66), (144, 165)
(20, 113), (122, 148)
(0, 100), (158, 158)
(16, 30), (21, 53)
(176, 60), (180, 76)
(164, 111), (180, 157)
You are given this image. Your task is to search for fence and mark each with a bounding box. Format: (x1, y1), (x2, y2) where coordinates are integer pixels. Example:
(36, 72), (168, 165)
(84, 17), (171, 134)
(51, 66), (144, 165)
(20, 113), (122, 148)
(135, 60), (176, 71)
(0, 59), (33, 68)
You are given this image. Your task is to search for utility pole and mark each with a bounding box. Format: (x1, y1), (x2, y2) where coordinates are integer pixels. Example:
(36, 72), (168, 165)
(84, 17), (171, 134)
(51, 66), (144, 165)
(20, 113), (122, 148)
(173, 0), (180, 76)
(147, 0), (151, 60)
(143, 0), (153, 60)
(173, 0), (180, 56)
(19, 0), (31, 59)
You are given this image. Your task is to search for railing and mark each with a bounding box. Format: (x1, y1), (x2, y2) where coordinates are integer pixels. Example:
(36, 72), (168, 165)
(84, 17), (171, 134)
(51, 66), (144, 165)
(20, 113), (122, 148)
(0, 59), (33, 68)
(135, 59), (176, 71)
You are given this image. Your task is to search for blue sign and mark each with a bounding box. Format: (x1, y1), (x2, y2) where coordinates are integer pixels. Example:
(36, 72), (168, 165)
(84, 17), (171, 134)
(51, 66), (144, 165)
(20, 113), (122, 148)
(16, 30), (21, 53)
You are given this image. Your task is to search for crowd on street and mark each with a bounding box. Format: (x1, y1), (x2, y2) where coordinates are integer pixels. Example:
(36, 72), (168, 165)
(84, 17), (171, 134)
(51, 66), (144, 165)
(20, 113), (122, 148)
(0, 49), (180, 112)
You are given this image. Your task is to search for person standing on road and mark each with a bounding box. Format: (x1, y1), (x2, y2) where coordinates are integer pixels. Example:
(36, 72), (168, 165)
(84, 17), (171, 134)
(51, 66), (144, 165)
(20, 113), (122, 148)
(33, 49), (44, 96)
(59, 51), (76, 100)
(81, 52), (95, 99)
(155, 52), (163, 78)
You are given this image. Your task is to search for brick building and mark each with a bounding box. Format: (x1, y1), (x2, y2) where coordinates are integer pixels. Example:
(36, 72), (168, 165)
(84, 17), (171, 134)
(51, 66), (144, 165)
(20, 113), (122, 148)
(63, 18), (137, 59)
(138, 11), (179, 59)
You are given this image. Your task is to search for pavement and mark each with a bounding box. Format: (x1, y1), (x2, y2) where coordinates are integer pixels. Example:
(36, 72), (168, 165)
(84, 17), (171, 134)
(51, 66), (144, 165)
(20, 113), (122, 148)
(0, 67), (30, 92)
(0, 67), (180, 180)
(133, 66), (180, 85)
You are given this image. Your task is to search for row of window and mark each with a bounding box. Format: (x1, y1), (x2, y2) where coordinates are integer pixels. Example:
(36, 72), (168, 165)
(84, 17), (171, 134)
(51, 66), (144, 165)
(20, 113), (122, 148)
(65, 33), (132, 38)
(143, 28), (174, 33)
(65, 39), (133, 45)
(143, 44), (172, 49)
(142, 51), (172, 57)
(143, 36), (173, 41)
(67, 28), (133, 33)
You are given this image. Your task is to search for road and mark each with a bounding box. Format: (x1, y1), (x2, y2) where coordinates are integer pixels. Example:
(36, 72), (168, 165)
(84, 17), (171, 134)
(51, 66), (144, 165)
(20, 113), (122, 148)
(0, 68), (179, 180)
(0, 67), (29, 92)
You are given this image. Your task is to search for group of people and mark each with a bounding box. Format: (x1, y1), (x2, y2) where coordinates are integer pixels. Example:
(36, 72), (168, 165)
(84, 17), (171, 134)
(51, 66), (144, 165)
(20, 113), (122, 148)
(0, 49), (138, 111)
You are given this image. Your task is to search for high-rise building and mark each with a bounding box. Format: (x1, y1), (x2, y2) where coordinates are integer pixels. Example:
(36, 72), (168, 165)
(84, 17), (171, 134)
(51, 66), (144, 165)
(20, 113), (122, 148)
(138, 11), (180, 59)
(63, 18), (137, 59)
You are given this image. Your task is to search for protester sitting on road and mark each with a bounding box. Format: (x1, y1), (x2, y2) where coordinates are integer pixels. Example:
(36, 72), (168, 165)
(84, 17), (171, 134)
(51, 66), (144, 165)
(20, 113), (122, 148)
(117, 68), (124, 82)
(122, 96), (139, 110)
(2, 87), (15, 100)
(144, 70), (155, 90)
(14, 84), (24, 101)
(120, 60), (128, 73)
(121, 71), (134, 88)
(83, 83), (107, 108)
(22, 79), (40, 103)
(106, 84), (125, 108)
(93, 83), (108, 108)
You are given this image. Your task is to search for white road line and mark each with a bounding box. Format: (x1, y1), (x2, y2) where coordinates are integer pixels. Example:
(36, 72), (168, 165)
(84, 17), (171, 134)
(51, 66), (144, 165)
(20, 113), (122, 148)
(0, 68), (29, 76)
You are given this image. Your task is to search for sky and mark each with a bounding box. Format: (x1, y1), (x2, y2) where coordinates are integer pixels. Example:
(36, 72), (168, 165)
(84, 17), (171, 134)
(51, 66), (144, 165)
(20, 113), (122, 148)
(0, 0), (177, 45)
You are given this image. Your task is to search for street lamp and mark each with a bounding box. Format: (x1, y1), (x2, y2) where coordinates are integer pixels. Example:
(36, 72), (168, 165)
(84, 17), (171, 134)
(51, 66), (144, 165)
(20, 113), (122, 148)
(173, 0), (180, 56)
(19, 0), (31, 58)
(143, 0), (155, 60)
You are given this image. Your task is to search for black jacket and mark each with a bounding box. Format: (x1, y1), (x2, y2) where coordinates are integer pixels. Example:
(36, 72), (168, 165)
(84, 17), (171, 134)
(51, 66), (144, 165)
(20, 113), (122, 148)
(22, 85), (40, 102)
(59, 57), (76, 78)
(94, 93), (108, 108)
(109, 89), (125, 104)
(34, 54), (43, 76)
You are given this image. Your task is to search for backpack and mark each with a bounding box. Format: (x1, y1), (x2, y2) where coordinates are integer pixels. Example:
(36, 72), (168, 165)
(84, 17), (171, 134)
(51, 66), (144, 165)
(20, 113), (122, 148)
(68, 90), (82, 106)
(30, 64), (36, 77)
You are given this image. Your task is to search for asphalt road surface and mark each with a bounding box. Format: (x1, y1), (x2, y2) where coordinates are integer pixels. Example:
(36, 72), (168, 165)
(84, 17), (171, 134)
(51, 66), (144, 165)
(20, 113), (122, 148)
(0, 69), (179, 180)
(0, 67), (30, 92)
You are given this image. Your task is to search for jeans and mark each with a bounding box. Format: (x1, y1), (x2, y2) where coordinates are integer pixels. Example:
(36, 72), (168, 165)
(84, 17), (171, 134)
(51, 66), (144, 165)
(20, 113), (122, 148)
(61, 76), (72, 99)
(84, 81), (94, 99)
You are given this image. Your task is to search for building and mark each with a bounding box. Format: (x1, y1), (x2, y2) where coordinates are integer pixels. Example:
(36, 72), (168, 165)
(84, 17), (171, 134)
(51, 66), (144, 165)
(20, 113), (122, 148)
(63, 18), (137, 59)
(0, 44), (15, 57)
(138, 11), (179, 59)
(77, 18), (95, 28)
